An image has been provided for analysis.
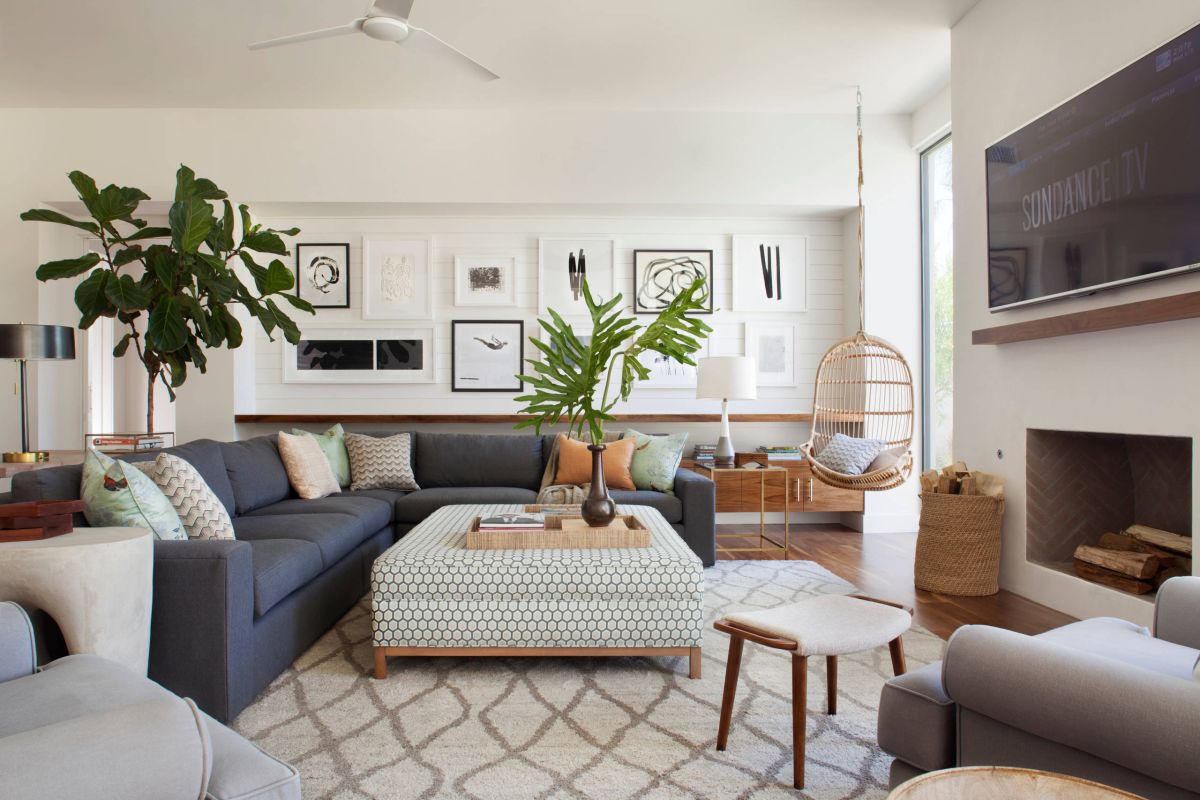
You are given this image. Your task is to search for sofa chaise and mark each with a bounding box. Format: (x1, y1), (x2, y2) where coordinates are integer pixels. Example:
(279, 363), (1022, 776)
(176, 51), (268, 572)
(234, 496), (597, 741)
(8, 431), (715, 723)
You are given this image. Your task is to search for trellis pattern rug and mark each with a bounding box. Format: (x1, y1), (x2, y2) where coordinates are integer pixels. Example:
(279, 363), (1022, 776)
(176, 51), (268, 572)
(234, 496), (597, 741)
(235, 560), (945, 799)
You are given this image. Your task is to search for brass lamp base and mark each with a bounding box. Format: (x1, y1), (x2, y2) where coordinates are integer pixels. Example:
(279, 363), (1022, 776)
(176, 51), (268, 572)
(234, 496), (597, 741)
(3, 451), (49, 464)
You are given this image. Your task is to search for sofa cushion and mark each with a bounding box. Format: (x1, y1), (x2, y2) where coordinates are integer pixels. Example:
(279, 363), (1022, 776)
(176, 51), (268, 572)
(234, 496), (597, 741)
(244, 494), (394, 534)
(247, 539), (324, 617)
(393, 487), (538, 524)
(233, 513), (367, 568)
(221, 436), (292, 515)
(1036, 616), (1200, 680)
(877, 661), (955, 772)
(609, 489), (683, 523)
(415, 432), (544, 490)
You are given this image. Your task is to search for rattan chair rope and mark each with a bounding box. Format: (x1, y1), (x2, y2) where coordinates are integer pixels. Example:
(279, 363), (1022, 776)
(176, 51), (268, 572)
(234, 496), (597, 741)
(801, 89), (915, 492)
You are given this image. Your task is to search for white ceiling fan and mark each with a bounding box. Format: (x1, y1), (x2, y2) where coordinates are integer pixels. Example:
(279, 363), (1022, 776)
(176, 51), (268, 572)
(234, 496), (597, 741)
(248, 0), (498, 81)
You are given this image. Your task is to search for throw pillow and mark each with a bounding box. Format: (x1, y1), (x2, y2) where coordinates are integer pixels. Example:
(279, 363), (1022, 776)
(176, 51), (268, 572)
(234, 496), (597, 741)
(292, 424), (350, 488)
(133, 454), (235, 540)
(868, 444), (908, 474)
(816, 433), (886, 476)
(344, 432), (420, 491)
(539, 430), (622, 493)
(622, 429), (688, 494)
(553, 434), (636, 491)
(278, 431), (341, 500)
(80, 449), (184, 541)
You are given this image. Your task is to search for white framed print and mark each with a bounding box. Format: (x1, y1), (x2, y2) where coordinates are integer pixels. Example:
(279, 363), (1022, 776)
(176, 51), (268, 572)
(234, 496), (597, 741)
(361, 235), (433, 319)
(732, 235), (808, 312)
(282, 327), (435, 384)
(454, 255), (518, 307)
(451, 320), (524, 392)
(636, 339), (710, 389)
(537, 237), (615, 313)
(745, 321), (797, 386)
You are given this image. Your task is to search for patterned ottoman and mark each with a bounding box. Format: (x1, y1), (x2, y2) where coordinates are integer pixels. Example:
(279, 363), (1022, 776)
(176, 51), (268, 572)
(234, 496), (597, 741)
(371, 504), (704, 678)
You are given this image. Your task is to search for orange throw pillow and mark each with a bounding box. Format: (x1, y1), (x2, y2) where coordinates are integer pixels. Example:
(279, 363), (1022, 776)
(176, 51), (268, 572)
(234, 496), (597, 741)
(553, 434), (636, 491)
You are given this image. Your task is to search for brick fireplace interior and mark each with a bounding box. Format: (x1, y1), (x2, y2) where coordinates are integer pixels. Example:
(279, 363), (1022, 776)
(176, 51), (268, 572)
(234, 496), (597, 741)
(1026, 428), (1193, 598)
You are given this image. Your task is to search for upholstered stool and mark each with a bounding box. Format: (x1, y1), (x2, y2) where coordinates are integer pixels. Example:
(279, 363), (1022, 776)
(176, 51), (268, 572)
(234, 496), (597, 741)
(714, 594), (913, 789)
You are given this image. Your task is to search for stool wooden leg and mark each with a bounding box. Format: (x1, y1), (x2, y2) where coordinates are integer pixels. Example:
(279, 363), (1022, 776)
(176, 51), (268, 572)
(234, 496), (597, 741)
(888, 636), (907, 676)
(792, 654), (808, 790)
(373, 648), (388, 679)
(716, 635), (744, 751)
(689, 646), (702, 679)
(825, 655), (837, 715)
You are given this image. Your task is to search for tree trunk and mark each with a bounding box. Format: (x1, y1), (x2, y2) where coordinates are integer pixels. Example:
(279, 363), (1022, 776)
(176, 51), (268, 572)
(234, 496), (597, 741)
(146, 366), (158, 435)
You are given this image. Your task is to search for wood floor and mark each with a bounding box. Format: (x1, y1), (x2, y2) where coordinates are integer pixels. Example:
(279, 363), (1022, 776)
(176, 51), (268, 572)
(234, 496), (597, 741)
(716, 523), (1075, 640)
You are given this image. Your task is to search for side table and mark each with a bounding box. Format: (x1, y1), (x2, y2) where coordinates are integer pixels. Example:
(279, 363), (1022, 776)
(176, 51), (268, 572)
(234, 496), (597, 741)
(695, 463), (790, 554)
(888, 766), (1145, 799)
(0, 527), (153, 674)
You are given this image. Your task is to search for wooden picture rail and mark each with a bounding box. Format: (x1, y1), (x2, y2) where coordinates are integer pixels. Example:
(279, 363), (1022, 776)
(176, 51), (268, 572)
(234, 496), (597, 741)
(235, 413), (813, 424)
(972, 290), (1200, 345)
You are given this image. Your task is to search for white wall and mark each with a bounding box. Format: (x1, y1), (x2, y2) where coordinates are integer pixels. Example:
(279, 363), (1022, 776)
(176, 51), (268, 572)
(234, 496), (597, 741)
(952, 1), (1200, 625)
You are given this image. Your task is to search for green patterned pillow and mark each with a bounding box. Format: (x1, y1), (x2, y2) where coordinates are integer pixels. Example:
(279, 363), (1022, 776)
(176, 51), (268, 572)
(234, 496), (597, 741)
(622, 429), (688, 495)
(293, 423), (350, 488)
(80, 449), (184, 540)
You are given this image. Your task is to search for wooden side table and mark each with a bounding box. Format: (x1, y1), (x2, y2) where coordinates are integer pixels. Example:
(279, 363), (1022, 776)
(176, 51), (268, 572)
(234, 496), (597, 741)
(888, 767), (1146, 799)
(0, 527), (153, 674)
(695, 463), (790, 554)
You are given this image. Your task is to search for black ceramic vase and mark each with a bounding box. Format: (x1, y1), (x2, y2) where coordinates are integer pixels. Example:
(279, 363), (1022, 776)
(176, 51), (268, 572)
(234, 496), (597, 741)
(581, 443), (617, 527)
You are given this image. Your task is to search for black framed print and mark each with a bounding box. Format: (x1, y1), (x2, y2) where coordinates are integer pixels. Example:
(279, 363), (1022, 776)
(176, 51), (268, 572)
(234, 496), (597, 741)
(451, 320), (524, 392)
(295, 243), (351, 309)
(632, 250), (714, 314)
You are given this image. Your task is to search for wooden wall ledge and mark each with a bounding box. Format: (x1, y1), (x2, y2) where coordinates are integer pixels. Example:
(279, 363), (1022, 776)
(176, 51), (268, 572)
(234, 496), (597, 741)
(973, 290), (1200, 345)
(235, 413), (813, 424)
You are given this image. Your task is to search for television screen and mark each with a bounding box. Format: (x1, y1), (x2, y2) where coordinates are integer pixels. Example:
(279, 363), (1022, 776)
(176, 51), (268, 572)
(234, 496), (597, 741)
(986, 22), (1200, 310)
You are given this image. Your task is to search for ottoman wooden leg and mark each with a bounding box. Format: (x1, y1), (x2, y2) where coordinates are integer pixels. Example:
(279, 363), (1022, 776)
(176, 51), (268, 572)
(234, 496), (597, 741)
(373, 648), (388, 679)
(689, 646), (702, 680)
(716, 635), (744, 751)
(825, 655), (837, 715)
(888, 636), (907, 676)
(792, 654), (808, 790)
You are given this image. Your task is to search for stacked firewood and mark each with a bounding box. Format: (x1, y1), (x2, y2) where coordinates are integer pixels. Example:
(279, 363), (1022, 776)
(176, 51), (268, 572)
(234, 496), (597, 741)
(919, 462), (1005, 498)
(1073, 525), (1192, 595)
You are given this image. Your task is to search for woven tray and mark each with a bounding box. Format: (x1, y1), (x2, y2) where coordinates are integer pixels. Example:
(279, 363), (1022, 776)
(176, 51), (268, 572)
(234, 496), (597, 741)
(466, 514), (651, 550)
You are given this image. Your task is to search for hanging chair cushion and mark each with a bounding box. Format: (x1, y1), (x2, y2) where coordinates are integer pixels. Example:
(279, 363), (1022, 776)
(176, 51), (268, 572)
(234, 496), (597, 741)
(868, 445), (909, 474)
(816, 433), (886, 476)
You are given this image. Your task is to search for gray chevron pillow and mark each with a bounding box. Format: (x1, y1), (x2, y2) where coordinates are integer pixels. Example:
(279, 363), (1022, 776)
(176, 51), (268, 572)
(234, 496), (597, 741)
(345, 432), (420, 491)
(132, 453), (235, 540)
(816, 433), (886, 476)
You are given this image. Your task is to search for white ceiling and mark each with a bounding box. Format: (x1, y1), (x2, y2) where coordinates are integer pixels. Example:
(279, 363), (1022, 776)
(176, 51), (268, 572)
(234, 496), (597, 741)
(0, 0), (976, 113)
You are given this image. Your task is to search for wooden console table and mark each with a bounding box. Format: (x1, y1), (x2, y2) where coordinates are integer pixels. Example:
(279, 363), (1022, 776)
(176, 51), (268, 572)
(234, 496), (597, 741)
(685, 454), (864, 515)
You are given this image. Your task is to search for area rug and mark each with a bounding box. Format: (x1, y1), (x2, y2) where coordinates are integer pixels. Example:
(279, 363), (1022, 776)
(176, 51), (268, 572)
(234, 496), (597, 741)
(235, 560), (945, 799)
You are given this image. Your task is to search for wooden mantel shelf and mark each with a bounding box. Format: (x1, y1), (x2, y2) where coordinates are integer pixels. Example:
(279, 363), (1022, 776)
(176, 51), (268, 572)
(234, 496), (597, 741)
(973, 290), (1200, 345)
(235, 413), (813, 424)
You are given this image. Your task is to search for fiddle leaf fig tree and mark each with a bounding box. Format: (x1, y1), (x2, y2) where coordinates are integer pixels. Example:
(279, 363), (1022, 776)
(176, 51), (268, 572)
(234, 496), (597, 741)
(22, 166), (314, 433)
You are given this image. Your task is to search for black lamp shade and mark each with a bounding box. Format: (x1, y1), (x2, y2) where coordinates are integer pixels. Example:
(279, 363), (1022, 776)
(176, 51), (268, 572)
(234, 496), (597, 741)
(0, 324), (76, 361)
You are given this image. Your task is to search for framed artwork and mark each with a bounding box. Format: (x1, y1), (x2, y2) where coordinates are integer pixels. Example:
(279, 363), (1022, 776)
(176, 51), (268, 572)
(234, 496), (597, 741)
(295, 243), (350, 309)
(454, 255), (518, 307)
(732, 235), (808, 312)
(537, 237), (615, 313)
(636, 339), (710, 389)
(539, 325), (592, 369)
(282, 327), (435, 384)
(632, 249), (713, 314)
(451, 320), (524, 392)
(745, 322), (797, 386)
(361, 236), (433, 320)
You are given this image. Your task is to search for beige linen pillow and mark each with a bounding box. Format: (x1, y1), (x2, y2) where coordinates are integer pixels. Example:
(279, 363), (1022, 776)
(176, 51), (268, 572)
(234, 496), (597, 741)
(277, 430), (340, 500)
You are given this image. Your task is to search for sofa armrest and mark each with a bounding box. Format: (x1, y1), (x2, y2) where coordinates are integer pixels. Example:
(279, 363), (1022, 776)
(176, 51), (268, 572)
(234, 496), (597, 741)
(1154, 576), (1200, 650)
(0, 601), (35, 683)
(151, 539), (255, 724)
(943, 624), (1200, 790)
(674, 468), (715, 566)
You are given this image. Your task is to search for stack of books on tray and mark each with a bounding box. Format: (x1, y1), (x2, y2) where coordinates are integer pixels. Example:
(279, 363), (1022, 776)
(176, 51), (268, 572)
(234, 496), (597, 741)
(756, 445), (803, 460)
(692, 444), (717, 464)
(85, 432), (173, 455)
(476, 513), (545, 532)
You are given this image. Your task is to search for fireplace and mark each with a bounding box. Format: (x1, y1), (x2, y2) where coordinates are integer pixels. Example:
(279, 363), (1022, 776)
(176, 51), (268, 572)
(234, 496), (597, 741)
(1026, 429), (1192, 598)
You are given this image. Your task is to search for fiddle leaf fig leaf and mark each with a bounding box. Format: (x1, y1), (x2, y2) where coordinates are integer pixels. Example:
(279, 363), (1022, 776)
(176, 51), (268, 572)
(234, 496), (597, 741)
(169, 194), (214, 253)
(36, 252), (101, 280)
(20, 208), (100, 236)
(148, 295), (188, 352)
(105, 274), (150, 312)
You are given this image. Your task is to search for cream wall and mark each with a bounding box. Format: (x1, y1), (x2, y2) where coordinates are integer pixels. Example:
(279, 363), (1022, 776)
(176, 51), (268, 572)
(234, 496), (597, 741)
(952, 1), (1200, 624)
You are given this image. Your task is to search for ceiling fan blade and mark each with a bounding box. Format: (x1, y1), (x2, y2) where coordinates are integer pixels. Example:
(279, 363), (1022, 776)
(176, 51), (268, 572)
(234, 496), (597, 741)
(248, 21), (363, 51)
(408, 26), (499, 81)
(367, 0), (415, 20)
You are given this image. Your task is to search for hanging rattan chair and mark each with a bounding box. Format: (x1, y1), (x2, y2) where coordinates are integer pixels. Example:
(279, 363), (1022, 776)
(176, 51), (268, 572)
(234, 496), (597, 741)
(801, 90), (916, 492)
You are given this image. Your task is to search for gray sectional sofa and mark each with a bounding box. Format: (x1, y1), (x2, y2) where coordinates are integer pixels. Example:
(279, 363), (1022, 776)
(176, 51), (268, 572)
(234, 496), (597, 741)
(9, 431), (715, 723)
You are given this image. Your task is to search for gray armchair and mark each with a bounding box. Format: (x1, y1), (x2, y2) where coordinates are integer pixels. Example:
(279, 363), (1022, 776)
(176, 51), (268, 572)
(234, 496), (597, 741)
(878, 576), (1200, 799)
(0, 601), (300, 800)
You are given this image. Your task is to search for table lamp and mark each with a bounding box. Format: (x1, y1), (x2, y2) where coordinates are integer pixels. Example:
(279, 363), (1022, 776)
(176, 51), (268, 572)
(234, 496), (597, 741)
(0, 324), (75, 463)
(697, 356), (757, 467)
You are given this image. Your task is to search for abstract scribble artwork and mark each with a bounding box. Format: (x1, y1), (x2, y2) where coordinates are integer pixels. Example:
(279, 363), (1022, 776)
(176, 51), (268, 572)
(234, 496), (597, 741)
(468, 267), (503, 292)
(452, 320), (524, 392)
(745, 322), (796, 386)
(363, 237), (431, 319)
(380, 254), (416, 302)
(454, 255), (517, 307)
(295, 243), (350, 309)
(633, 250), (713, 314)
(732, 235), (808, 313)
(284, 327), (435, 384)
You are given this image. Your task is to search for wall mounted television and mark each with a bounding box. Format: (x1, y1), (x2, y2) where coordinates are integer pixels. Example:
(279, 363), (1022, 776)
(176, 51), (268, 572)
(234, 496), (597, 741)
(986, 22), (1200, 311)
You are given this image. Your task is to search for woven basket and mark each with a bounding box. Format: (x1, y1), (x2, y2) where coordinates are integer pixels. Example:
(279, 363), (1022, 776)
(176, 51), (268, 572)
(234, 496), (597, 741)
(914, 492), (1005, 596)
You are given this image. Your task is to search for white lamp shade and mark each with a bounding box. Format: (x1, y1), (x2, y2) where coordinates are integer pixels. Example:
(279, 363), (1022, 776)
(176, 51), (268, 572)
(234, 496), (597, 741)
(696, 356), (757, 401)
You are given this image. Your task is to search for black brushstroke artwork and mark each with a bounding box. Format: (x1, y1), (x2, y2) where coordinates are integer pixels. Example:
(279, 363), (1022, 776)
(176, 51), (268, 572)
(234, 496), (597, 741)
(635, 253), (711, 313)
(467, 266), (503, 293)
(306, 256), (341, 294)
(568, 249), (586, 301)
(376, 339), (424, 371)
(758, 243), (783, 301)
(297, 339), (373, 371)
